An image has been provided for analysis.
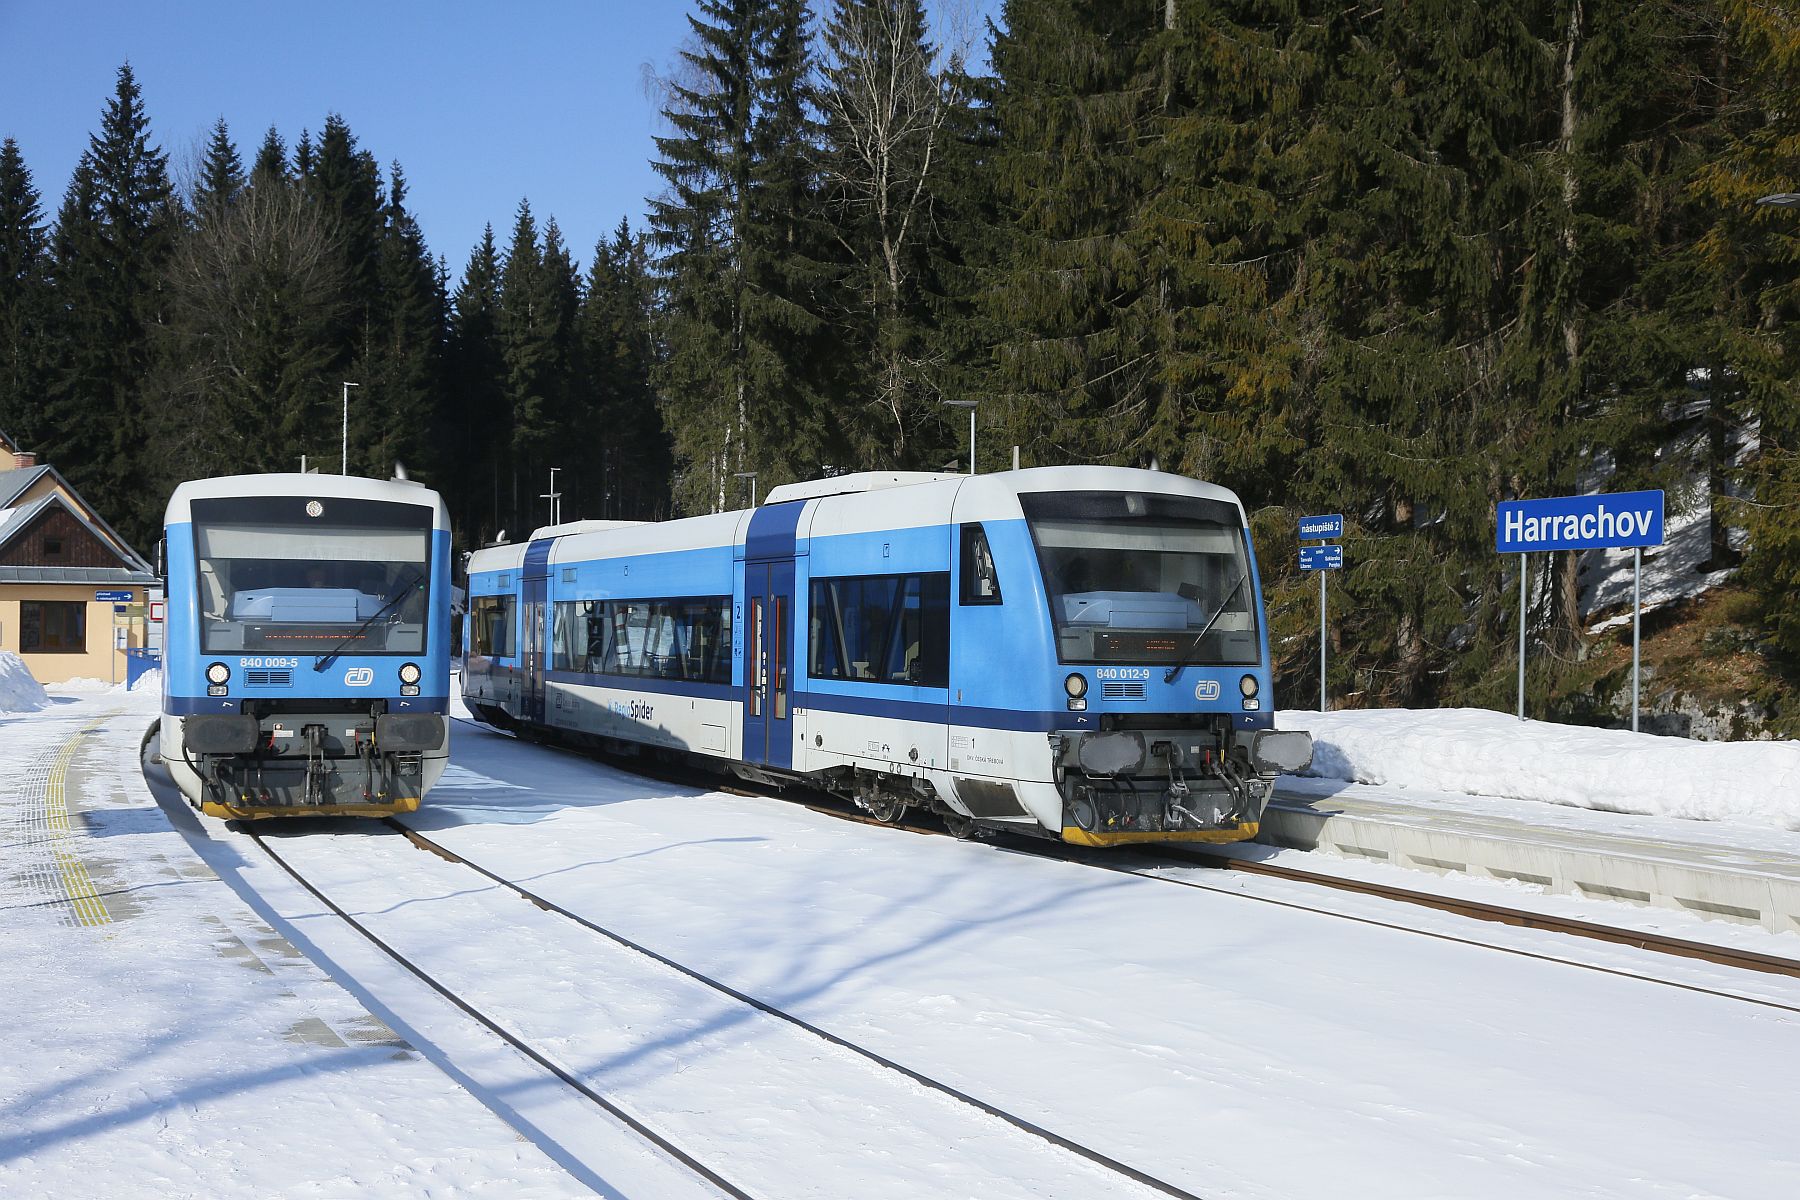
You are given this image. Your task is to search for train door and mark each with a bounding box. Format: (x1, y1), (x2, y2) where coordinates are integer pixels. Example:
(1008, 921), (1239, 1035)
(741, 558), (795, 768)
(520, 537), (556, 725)
(521, 583), (547, 724)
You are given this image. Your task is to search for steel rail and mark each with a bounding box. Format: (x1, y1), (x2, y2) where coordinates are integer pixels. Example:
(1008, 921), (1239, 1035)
(383, 813), (1213, 1200)
(244, 825), (754, 1200)
(449, 714), (1800, 1012)
(1162, 848), (1800, 982)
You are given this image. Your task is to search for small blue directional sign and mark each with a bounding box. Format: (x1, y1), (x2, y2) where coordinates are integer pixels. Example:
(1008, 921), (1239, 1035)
(1496, 490), (1664, 553)
(94, 590), (133, 601)
(1299, 513), (1343, 540)
(1301, 545), (1344, 571)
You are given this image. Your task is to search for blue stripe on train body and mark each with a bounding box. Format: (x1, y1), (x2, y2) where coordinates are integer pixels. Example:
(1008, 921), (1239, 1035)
(464, 467), (1294, 845)
(160, 474), (454, 816)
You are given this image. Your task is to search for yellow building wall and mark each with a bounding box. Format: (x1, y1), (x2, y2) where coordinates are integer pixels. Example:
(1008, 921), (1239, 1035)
(0, 584), (149, 686)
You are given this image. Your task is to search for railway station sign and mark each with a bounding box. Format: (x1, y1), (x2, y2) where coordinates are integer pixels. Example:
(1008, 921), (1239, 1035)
(1499, 488), (1665, 733)
(1300, 545), (1344, 571)
(95, 590), (133, 601)
(1299, 513), (1343, 540)
(1496, 490), (1664, 553)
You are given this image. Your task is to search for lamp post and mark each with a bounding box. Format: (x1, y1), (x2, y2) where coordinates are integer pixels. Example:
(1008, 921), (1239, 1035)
(732, 471), (759, 507)
(943, 399), (978, 474)
(340, 381), (359, 474)
(540, 467), (562, 526)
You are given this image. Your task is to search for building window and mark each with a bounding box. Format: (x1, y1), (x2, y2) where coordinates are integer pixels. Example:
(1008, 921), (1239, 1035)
(42, 536), (65, 559)
(21, 601), (86, 653)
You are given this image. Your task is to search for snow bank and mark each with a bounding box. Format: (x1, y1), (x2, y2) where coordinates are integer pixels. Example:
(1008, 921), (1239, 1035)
(0, 652), (49, 713)
(1279, 707), (1800, 831)
(125, 667), (161, 693)
(51, 676), (112, 693)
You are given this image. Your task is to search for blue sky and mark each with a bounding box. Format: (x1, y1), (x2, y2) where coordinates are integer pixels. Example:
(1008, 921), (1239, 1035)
(0, 0), (1001, 276)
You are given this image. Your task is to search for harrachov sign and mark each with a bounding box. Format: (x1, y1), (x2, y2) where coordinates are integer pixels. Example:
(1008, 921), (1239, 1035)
(1495, 490), (1664, 554)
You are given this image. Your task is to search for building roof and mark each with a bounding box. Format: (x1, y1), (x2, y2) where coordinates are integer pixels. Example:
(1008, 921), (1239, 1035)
(0, 565), (159, 586)
(0, 464), (52, 510)
(0, 484), (156, 576)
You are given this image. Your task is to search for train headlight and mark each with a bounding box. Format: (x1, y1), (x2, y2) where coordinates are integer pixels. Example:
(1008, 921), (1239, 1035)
(1239, 673), (1259, 698)
(206, 662), (231, 685)
(1065, 673), (1088, 699)
(399, 662), (422, 685)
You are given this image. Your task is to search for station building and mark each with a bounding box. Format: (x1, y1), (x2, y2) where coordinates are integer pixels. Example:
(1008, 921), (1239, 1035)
(0, 430), (158, 685)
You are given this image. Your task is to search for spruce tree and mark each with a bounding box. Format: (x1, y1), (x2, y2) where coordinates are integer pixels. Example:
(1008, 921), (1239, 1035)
(193, 117), (244, 216)
(44, 63), (177, 545)
(651, 0), (831, 511)
(360, 162), (444, 482)
(0, 138), (52, 449)
(251, 126), (288, 188)
(1696, 0), (1800, 664)
(446, 225), (507, 542)
(581, 218), (671, 519)
(651, 0), (762, 512)
(498, 200), (574, 531)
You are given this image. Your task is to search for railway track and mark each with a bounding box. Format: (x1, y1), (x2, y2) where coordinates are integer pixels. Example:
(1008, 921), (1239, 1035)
(449, 714), (1800, 1010)
(244, 823), (751, 1200)
(247, 793), (1214, 1200)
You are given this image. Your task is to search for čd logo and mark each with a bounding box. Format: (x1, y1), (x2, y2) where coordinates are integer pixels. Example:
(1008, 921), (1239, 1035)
(344, 667), (375, 687)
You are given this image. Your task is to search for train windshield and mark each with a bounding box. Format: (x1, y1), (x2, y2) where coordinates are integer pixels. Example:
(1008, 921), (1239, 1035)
(190, 496), (433, 656)
(1020, 491), (1259, 666)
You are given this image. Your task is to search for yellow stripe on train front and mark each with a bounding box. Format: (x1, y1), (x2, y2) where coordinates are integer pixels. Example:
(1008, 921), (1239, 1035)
(1061, 822), (1260, 848)
(201, 797), (422, 820)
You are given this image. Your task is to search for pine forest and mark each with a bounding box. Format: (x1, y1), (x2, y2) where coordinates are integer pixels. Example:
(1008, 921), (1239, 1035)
(4, 0), (1800, 729)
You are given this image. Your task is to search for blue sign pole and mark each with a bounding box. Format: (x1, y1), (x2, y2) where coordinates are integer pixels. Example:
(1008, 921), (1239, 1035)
(1498, 491), (1664, 729)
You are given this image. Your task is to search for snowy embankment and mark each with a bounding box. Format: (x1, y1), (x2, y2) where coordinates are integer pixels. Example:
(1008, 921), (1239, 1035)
(1278, 707), (1800, 831)
(0, 651), (48, 712)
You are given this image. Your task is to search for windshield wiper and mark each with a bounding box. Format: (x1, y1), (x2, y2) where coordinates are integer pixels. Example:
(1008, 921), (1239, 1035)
(313, 570), (424, 672)
(1163, 574), (1247, 683)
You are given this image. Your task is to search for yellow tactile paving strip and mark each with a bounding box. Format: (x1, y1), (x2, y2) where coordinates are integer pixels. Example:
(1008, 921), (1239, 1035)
(11, 713), (118, 928)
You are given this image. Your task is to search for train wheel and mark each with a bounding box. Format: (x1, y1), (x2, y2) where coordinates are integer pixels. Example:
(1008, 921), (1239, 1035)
(864, 792), (908, 824)
(942, 811), (983, 840)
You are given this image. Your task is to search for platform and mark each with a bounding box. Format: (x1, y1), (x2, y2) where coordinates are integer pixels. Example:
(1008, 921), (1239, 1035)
(0, 687), (584, 1197)
(1262, 777), (1800, 935)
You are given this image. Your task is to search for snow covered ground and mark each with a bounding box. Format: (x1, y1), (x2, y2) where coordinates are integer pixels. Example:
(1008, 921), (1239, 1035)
(0, 689), (590, 1197)
(7, 684), (1800, 1197)
(396, 717), (1798, 1198)
(1280, 706), (1800, 831)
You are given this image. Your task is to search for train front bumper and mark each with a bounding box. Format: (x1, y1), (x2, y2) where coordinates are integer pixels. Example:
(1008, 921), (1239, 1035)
(176, 711), (446, 816)
(1053, 726), (1312, 846)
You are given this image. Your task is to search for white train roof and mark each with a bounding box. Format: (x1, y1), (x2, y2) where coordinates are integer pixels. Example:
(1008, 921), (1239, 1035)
(466, 466), (1248, 580)
(164, 472), (450, 530)
(762, 471), (961, 504)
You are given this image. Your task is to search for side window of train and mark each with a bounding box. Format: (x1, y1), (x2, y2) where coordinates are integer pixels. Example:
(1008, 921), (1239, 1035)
(809, 573), (949, 688)
(959, 523), (1002, 605)
(590, 597), (732, 683)
(552, 600), (601, 672)
(472, 595), (514, 657)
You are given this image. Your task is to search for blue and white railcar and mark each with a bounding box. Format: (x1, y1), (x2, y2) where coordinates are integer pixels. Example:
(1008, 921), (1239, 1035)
(161, 474), (452, 818)
(464, 467), (1311, 845)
